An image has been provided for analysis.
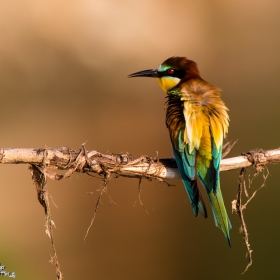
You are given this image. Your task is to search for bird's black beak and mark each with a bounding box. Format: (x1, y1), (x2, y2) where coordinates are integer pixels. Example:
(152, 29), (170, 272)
(128, 69), (159, 78)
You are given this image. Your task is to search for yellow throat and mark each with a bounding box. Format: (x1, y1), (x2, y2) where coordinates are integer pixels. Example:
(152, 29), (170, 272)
(157, 76), (181, 93)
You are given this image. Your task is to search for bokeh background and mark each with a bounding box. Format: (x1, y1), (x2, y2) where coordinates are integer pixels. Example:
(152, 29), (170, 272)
(0, 0), (279, 279)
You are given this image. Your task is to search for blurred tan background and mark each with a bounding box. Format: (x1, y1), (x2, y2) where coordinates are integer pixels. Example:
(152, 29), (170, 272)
(0, 0), (280, 279)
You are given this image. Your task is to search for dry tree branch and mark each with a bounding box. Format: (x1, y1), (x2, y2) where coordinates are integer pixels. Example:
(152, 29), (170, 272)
(0, 147), (279, 180)
(1, 145), (279, 278)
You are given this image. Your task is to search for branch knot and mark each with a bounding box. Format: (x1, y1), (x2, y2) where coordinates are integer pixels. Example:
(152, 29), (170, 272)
(242, 149), (265, 171)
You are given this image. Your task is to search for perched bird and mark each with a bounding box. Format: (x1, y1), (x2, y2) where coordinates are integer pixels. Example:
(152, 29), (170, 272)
(128, 57), (231, 246)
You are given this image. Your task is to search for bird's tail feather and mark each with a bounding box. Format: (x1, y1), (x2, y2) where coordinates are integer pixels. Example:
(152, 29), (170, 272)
(181, 179), (207, 218)
(207, 187), (232, 247)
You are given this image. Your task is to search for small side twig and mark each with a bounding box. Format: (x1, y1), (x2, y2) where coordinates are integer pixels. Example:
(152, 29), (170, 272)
(222, 139), (238, 159)
(136, 177), (149, 214)
(84, 178), (108, 241)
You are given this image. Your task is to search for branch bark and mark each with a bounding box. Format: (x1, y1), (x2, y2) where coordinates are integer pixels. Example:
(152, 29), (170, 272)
(0, 147), (279, 181)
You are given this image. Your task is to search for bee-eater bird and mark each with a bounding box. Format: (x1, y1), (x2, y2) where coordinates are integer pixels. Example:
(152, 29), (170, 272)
(128, 57), (231, 246)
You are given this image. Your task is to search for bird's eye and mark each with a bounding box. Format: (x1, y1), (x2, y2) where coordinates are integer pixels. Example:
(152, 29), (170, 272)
(167, 69), (174, 75)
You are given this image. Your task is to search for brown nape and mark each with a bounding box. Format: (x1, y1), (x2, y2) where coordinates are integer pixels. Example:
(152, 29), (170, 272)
(163, 56), (201, 81)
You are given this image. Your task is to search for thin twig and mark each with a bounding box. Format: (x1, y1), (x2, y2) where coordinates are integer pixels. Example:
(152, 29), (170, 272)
(137, 178), (149, 214)
(84, 179), (108, 241)
(222, 139), (238, 159)
(235, 168), (253, 273)
(243, 166), (269, 209)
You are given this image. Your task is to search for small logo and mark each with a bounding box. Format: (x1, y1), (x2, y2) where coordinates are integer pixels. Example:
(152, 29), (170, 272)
(0, 264), (16, 278)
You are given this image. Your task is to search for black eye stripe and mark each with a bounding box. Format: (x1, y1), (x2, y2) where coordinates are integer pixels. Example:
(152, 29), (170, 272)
(158, 69), (185, 79)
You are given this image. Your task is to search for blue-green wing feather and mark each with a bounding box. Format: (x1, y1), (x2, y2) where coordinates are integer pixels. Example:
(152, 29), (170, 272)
(172, 129), (207, 217)
(211, 141), (222, 192)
